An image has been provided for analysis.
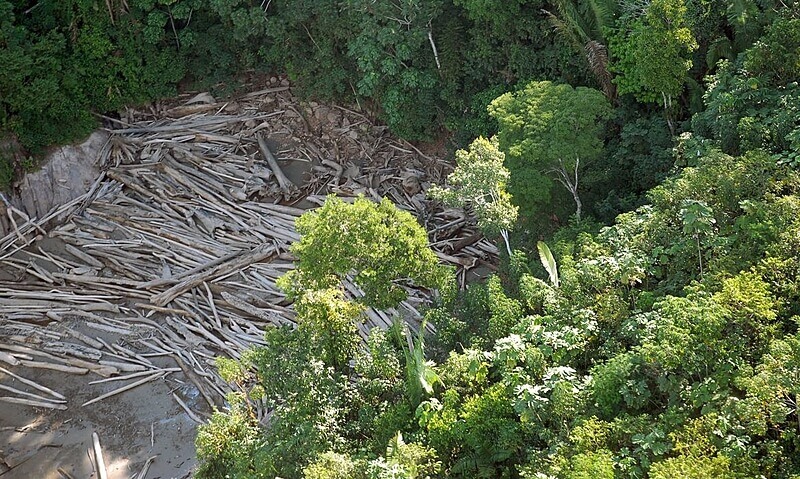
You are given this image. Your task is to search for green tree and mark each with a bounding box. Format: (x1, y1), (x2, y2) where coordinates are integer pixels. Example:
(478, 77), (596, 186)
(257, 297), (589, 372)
(279, 195), (448, 310)
(429, 136), (518, 255)
(421, 383), (525, 477)
(294, 288), (365, 371)
(489, 80), (612, 221)
(692, 16), (800, 155)
(345, 0), (445, 139)
(679, 199), (716, 277)
(738, 333), (800, 422)
(610, 0), (697, 131)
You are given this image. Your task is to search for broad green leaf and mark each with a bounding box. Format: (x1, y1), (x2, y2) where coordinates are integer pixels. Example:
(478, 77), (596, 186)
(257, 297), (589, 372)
(537, 241), (560, 288)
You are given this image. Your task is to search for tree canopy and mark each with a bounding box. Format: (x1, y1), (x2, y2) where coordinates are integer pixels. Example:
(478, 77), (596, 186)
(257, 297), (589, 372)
(193, 3), (800, 475)
(489, 80), (612, 221)
(429, 136), (518, 255)
(278, 195), (448, 310)
(4, 0), (800, 478)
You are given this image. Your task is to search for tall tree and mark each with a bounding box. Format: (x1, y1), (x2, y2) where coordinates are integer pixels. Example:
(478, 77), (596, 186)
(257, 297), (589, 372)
(609, 0), (697, 132)
(428, 136), (518, 256)
(680, 199), (716, 277)
(489, 80), (612, 221)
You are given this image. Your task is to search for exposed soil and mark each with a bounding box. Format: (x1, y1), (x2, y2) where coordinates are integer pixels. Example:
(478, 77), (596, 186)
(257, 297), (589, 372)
(1, 355), (198, 479)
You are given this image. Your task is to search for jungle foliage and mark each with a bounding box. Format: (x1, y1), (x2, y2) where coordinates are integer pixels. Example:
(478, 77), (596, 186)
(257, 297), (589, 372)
(198, 132), (800, 478)
(1, 0), (579, 164)
(190, 1), (800, 478)
(7, 0), (790, 194)
(4, 0), (800, 477)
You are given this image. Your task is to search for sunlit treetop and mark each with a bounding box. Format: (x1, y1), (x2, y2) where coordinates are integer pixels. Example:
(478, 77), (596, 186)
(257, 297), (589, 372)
(278, 195), (450, 310)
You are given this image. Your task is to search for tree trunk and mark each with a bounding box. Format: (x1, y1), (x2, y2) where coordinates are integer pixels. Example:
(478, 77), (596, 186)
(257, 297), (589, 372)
(571, 189), (582, 222)
(500, 229), (512, 257)
(553, 157), (583, 221)
(696, 235), (704, 278)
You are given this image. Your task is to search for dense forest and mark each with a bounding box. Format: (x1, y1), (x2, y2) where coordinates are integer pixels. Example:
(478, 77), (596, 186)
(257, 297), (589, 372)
(3, 0), (800, 477)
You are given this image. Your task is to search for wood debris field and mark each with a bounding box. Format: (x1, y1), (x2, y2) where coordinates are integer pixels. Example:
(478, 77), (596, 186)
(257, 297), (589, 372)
(0, 80), (498, 478)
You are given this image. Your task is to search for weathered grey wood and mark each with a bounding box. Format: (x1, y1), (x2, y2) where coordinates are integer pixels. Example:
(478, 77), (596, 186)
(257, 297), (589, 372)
(150, 244), (276, 306)
(257, 132), (294, 192)
(0, 396), (67, 410)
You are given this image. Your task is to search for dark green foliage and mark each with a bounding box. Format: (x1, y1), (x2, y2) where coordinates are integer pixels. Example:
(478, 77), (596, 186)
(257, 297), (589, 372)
(692, 60), (800, 156)
(438, 1), (585, 138)
(486, 276), (524, 340)
(421, 383), (525, 478)
(0, 0), (186, 152)
(692, 16), (800, 156)
(594, 110), (674, 220)
(198, 138), (800, 478)
(609, 0), (698, 105)
(177, 4), (800, 479)
(261, 1), (357, 101)
(429, 274), (525, 353)
(345, 0), (445, 139)
(743, 16), (800, 85)
(429, 281), (492, 354)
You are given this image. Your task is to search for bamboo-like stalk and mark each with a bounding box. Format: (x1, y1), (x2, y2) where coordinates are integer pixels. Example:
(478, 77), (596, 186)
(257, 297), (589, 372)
(92, 432), (108, 479)
(82, 372), (164, 407)
(0, 396), (68, 410)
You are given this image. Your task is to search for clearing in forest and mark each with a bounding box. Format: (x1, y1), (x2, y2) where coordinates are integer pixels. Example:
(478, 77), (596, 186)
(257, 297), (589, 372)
(0, 80), (497, 479)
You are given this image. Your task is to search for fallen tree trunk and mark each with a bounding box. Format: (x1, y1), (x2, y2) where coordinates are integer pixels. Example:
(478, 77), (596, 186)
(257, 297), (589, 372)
(150, 244), (277, 306)
(257, 132), (294, 192)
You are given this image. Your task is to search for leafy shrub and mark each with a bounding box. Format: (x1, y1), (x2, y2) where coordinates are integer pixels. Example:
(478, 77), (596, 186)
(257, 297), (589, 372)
(303, 452), (362, 479)
(649, 455), (733, 479)
(564, 450), (616, 479)
(486, 275), (524, 340)
(422, 383), (525, 478)
(195, 399), (267, 479)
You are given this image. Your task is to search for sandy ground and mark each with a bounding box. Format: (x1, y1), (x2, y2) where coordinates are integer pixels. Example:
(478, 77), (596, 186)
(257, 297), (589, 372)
(0, 314), (201, 479)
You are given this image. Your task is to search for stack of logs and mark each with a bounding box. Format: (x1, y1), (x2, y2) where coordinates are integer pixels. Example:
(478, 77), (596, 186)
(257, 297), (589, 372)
(0, 84), (498, 419)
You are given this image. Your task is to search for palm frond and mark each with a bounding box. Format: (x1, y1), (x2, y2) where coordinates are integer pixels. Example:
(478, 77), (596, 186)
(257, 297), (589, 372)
(706, 36), (734, 68)
(543, 8), (584, 51)
(620, 0), (650, 19)
(560, 0), (591, 43)
(585, 40), (616, 100)
(586, 0), (617, 40)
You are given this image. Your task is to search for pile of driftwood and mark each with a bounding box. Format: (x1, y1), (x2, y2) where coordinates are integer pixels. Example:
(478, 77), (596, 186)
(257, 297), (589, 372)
(0, 82), (499, 423)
